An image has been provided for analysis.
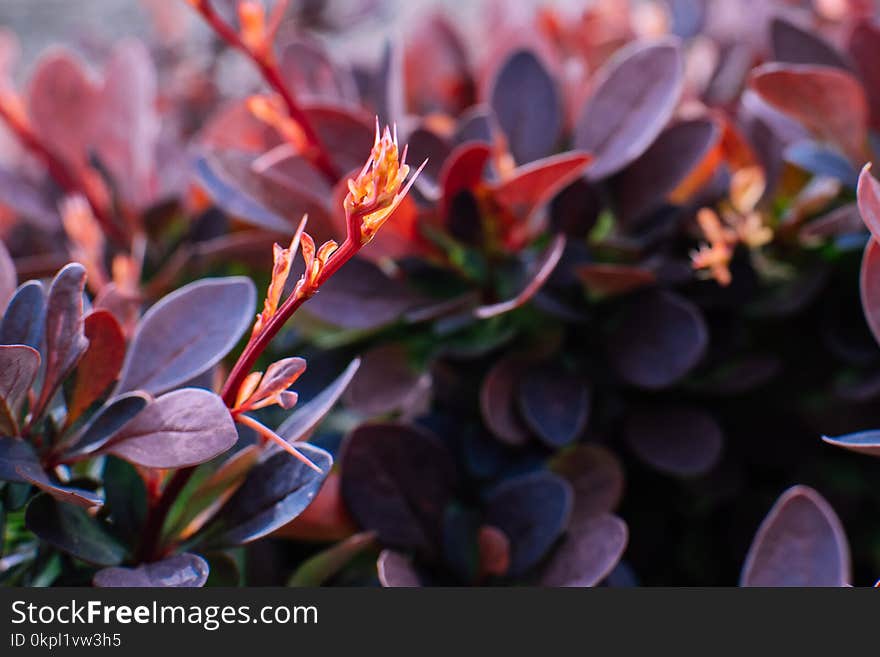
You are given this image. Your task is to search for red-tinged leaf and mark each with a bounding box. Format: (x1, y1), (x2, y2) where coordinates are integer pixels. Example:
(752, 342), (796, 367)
(474, 234), (566, 319)
(94, 553), (209, 588)
(0, 344), (39, 418)
(607, 290), (708, 389)
(575, 39), (684, 180)
(35, 263), (89, 417)
(15, 463), (103, 509)
(68, 311), (125, 425)
(288, 531), (377, 586)
(490, 49), (562, 164)
(277, 358), (361, 444)
(623, 406), (724, 477)
(27, 48), (99, 169)
(279, 39), (359, 105)
(491, 152), (593, 222)
(404, 13), (473, 116)
(741, 485), (850, 587)
(848, 20), (880, 130)
(748, 63), (869, 163)
(246, 357), (307, 408)
(575, 263), (656, 298)
(857, 164), (880, 240)
(550, 445), (625, 522)
(612, 119), (721, 225)
(198, 99), (281, 153)
(771, 17), (852, 71)
(94, 39), (159, 209)
(0, 281), (46, 349)
(302, 103), (375, 175)
(540, 514), (628, 587)
(377, 550), (422, 587)
(822, 430), (880, 457)
(340, 423), (457, 560)
(439, 142), (491, 222)
(116, 276), (255, 396)
(478, 525), (511, 578)
(0, 239), (15, 312)
(480, 356), (532, 446)
(860, 237), (880, 346)
(344, 344), (431, 418)
(107, 389), (238, 469)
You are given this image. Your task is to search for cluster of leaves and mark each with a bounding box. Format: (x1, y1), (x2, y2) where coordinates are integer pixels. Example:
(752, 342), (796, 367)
(4, 0), (880, 586)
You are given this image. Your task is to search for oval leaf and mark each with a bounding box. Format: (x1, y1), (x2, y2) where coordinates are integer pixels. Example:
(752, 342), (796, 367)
(539, 514), (628, 587)
(822, 430), (880, 458)
(740, 485), (850, 587)
(93, 553), (209, 588)
(68, 310), (126, 424)
(107, 389), (238, 469)
(377, 549), (422, 587)
(518, 363), (590, 448)
(116, 277), (256, 395)
(0, 280), (46, 348)
(575, 39), (684, 180)
(63, 392), (151, 458)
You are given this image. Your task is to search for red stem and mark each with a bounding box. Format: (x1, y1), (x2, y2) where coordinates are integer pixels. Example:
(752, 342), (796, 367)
(192, 0), (340, 183)
(0, 101), (127, 245)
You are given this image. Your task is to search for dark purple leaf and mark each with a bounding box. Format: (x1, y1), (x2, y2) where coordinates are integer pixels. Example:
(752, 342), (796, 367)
(822, 430), (880, 458)
(624, 406), (724, 477)
(550, 444), (625, 522)
(454, 106), (494, 145)
(344, 344), (431, 418)
(480, 356), (532, 446)
(377, 549), (422, 587)
(62, 393), (151, 458)
(36, 263), (89, 415)
(15, 463), (102, 509)
(116, 276), (255, 395)
(612, 118), (720, 225)
(0, 344), (39, 423)
(278, 358), (360, 443)
(93, 553), (209, 588)
(848, 19), (880, 130)
(575, 39), (684, 180)
(740, 485), (850, 586)
(1, 281), (47, 348)
(303, 258), (425, 330)
(0, 436), (40, 483)
(518, 363), (590, 448)
(25, 493), (125, 566)
(860, 238), (880, 346)
(340, 423), (457, 560)
(208, 443), (332, 545)
(279, 38), (358, 104)
(0, 239), (14, 312)
(490, 49), (561, 164)
(107, 389), (238, 469)
(486, 471), (573, 577)
(539, 514), (628, 587)
(607, 290), (708, 389)
(770, 17), (852, 70)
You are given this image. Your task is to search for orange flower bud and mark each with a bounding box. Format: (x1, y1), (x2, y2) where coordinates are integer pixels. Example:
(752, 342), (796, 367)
(238, 1), (267, 54)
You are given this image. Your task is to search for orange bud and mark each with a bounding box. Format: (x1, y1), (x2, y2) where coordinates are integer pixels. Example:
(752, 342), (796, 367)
(238, 1), (266, 54)
(247, 95), (308, 151)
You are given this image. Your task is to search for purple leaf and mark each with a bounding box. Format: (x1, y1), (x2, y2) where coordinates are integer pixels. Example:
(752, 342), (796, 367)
(480, 356), (532, 446)
(0, 239), (15, 312)
(490, 49), (561, 164)
(517, 363), (590, 448)
(607, 290), (708, 389)
(540, 514), (628, 587)
(612, 118), (720, 225)
(15, 463), (103, 509)
(0, 344), (39, 418)
(623, 406), (724, 477)
(770, 17), (852, 71)
(550, 444), (625, 522)
(377, 550), (422, 587)
(93, 553), (209, 588)
(107, 389), (238, 469)
(575, 39), (684, 180)
(1, 280), (46, 348)
(0, 168), (59, 230)
(486, 471), (573, 577)
(62, 392), (151, 458)
(36, 263), (89, 416)
(116, 276), (255, 395)
(740, 485), (850, 587)
(848, 19), (880, 131)
(822, 430), (880, 458)
(344, 344), (431, 418)
(277, 358), (361, 443)
(860, 237), (880, 346)
(340, 423), (457, 560)
(0, 436), (40, 483)
(208, 443), (332, 545)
